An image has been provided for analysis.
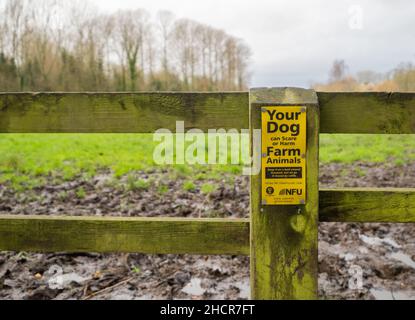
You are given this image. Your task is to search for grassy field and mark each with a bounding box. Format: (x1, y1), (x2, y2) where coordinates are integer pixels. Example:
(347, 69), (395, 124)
(319, 135), (415, 164)
(0, 134), (414, 190)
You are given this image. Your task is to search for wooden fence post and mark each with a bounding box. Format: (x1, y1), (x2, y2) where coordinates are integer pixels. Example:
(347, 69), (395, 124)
(250, 87), (320, 300)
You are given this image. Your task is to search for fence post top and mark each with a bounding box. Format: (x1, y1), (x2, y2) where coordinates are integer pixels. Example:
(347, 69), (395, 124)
(250, 87), (318, 105)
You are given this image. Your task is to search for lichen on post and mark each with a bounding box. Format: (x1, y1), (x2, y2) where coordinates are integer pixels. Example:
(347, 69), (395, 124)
(249, 87), (320, 300)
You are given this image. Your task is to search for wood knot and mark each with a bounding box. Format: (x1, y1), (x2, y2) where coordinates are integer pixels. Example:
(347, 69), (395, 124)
(290, 215), (306, 233)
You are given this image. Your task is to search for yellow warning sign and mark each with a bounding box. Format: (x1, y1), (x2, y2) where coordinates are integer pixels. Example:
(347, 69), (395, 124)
(261, 106), (307, 205)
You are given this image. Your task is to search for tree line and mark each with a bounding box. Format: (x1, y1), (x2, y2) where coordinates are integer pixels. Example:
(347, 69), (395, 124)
(0, 0), (252, 92)
(314, 59), (415, 92)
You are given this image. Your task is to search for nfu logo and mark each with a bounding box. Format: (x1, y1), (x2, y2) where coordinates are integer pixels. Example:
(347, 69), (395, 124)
(279, 189), (303, 196)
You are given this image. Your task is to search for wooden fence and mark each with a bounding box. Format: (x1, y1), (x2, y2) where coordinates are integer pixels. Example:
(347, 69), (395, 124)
(0, 89), (414, 300)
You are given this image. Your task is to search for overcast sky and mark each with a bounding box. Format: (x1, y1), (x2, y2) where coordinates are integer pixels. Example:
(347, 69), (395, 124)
(90, 0), (415, 88)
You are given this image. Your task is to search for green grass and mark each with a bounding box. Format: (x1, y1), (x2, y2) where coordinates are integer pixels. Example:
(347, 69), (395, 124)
(0, 134), (414, 190)
(0, 134), (242, 189)
(157, 184), (169, 195)
(127, 176), (150, 191)
(201, 183), (217, 194)
(319, 135), (415, 164)
(183, 181), (196, 192)
(76, 187), (86, 199)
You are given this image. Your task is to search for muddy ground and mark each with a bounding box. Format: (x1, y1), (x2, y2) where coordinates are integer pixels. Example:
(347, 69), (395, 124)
(0, 162), (415, 300)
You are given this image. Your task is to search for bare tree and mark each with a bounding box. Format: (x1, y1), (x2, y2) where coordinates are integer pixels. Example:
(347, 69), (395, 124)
(329, 59), (348, 82)
(235, 39), (251, 90)
(157, 10), (175, 88)
(112, 9), (150, 91)
(0, 0), (252, 92)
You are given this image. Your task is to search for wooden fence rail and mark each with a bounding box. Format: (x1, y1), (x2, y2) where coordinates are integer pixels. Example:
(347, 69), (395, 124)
(1, 89), (415, 300)
(1, 92), (415, 133)
(1, 189), (414, 255)
(319, 188), (415, 223)
(0, 216), (250, 255)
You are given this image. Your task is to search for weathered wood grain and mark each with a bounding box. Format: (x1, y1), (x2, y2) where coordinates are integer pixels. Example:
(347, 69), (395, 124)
(250, 88), (319, 300)
(0, 216), (250, 255)
(0, 189), (414, 256)
(320, 188), (415, 223)
(1, 92), (415, 133)
(318, 92), (415, 134)
(0, 92), (249, 133)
